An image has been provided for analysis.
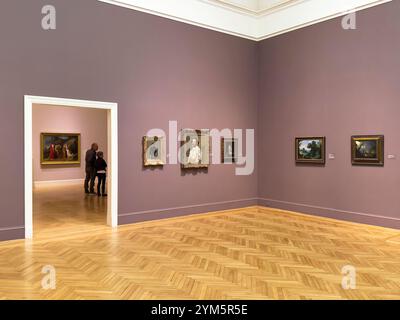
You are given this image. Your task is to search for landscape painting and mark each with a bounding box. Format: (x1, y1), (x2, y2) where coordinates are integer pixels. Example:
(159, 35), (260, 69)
(351, 135), (384, 166)
(295, 137), (325, 164)
(41, 133), (81, 165)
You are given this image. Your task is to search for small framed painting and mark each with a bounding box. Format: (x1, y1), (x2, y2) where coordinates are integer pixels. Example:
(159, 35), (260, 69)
(221, 138), (238, 164)
(143, 136), (166, 166)
(351, 135), (384, 166)
(180, 129), (210, 169)
(295, 137), (326, 164)
(41, 133), (81, 165)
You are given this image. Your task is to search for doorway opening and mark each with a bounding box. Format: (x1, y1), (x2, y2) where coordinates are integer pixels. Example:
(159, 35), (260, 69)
(24, 96), (118, 239)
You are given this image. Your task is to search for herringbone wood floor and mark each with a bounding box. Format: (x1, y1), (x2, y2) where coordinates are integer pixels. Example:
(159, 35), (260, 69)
(1, 185), (400, 299)
(33, 183), (108, 241)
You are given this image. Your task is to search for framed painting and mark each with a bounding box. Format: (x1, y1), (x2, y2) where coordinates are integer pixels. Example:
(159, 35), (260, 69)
(180, 129), (210, 169)
(351, 135), (384, 166)
(40, 133), (81, 165)
(221, 138), (238, 164)
(295, 137), (326, 164)
(143, 136), (166, 166)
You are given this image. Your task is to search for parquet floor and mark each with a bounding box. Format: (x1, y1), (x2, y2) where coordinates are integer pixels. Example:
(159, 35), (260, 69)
(32, 183), (107, 241)
(1, 184), (400, 299)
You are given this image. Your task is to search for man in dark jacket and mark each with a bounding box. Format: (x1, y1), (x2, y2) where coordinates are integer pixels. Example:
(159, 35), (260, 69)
(84, 143), (98, 194)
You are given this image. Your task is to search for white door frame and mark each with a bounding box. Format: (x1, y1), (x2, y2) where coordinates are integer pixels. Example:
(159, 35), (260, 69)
(24, 95), (118, 239)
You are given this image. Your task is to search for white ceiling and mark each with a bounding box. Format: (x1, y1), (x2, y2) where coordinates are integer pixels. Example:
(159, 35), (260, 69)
(98, 0), (391, 41)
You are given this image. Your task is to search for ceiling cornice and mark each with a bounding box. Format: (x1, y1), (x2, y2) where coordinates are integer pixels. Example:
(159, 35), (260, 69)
(97, 0), (391, 41)
(201, 0), (305, 16)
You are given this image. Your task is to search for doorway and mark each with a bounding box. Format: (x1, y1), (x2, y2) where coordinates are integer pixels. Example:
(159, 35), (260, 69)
(24, 96), (118, 239)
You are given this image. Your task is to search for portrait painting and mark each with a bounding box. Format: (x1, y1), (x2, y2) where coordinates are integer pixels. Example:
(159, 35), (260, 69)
(41, 133), (81, 165)
(221, 138), (238, 164)
(180, 129), (210, 169)
(143, 136), (166, 166)
(351, 135), (384, 166)
(295, 137), (325, 164)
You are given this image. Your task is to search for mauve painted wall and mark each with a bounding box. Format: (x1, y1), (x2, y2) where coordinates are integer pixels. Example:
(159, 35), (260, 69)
(33, 104), (108, 182)
(0, 0), (258, 240)
(258, 1), (400, 228)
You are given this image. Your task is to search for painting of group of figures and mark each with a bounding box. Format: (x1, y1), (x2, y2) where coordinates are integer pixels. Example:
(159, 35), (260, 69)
(142, 129), (238, 168)
(295, 135), (384, 166)
(41, 133), (81, 165)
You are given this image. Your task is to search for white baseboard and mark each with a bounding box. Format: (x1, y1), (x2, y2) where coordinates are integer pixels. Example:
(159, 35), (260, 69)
(119, 198), (259, 224)
(258, 198), (400, 229)
(34, 179), (85, 188)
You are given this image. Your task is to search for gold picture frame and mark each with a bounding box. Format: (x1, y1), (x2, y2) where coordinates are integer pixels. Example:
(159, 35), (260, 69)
(180, 129), (210, 169)
(351, 135), (384, 166)
(142, 136), (166, 167)
(295, 137), (326, 165)
(40, 133), (81, 165)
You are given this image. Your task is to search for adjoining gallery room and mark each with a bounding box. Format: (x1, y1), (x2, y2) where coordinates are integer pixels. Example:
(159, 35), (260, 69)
(1, 0), (400, 308)
(31, 103), (110, 240)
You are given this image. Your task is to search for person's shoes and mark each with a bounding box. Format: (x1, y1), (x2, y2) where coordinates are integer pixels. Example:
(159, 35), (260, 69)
(102, 194), (108, 197)
(97, 193), (101, 197)
(89, 192), (97, 196)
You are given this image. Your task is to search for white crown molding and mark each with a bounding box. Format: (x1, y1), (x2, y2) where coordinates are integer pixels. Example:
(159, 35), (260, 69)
(97, 0), (391, 41)
(208, 0), (259, 13)
(201, 0), (304, 16)
(98, 0), (259, 40)
(256, 0), (392, 41)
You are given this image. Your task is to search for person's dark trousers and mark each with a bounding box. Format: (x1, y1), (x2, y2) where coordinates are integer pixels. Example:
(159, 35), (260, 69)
(84, 167), (96, 193)
(97, 173), (106, 196)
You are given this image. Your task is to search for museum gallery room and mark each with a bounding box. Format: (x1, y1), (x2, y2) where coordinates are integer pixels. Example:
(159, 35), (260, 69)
(1, 0), (400, 301)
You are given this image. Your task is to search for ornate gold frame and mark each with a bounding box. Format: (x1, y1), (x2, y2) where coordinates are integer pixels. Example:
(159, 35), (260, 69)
(351, 135), (384, 166)
(295, 136), (326, 164)
(40, 133), (81, 165)
(180, 129), (210, 169)
(142, 136), (165, 167)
